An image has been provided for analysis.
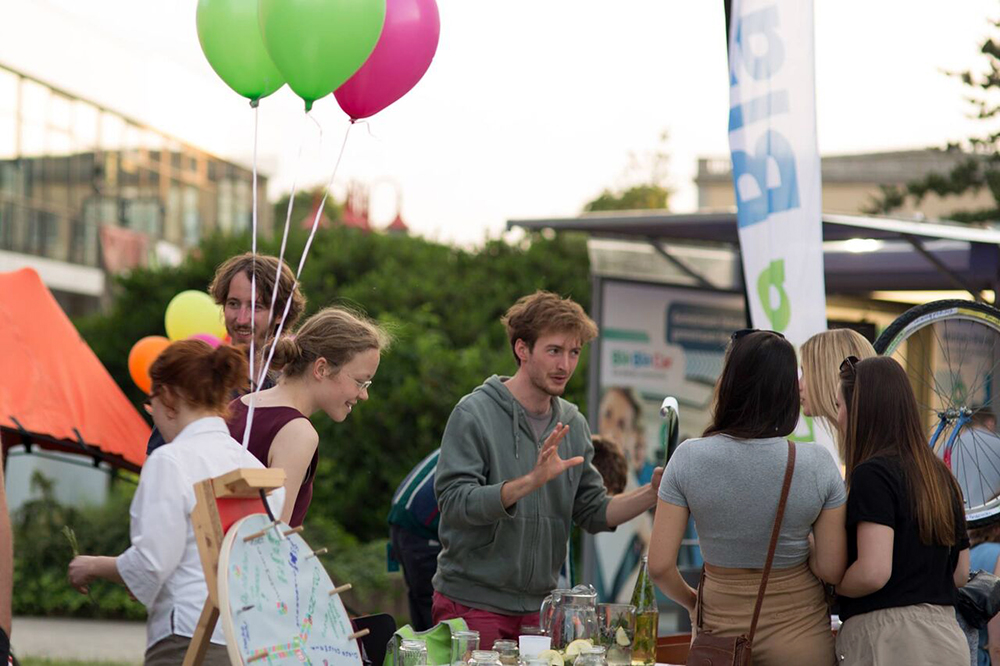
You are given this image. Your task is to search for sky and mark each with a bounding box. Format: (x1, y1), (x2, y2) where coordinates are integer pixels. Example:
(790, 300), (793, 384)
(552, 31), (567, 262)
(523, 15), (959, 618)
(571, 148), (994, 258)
(0, 0), (997, 245)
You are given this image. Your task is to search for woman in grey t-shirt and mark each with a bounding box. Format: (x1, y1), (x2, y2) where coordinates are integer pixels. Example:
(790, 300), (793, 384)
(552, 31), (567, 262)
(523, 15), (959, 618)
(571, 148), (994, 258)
(648, 330), (846, 666)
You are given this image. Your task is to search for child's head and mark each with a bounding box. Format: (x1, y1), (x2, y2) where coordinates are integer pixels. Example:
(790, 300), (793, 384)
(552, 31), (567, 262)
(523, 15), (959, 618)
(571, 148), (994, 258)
(591, 434), (628, 495)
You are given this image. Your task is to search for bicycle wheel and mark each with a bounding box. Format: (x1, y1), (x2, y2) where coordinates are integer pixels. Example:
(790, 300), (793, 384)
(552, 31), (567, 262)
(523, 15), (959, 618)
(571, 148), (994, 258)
(874, 299), (1000, 528)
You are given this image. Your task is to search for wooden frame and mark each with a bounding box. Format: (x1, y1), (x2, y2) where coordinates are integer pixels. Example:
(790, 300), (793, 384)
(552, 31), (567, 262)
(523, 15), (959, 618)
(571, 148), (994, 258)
(183, 468), (286, 666)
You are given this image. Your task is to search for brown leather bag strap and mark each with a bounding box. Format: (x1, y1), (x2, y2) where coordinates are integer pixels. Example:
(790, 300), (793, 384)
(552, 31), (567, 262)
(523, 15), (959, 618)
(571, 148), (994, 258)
(747, 440), (796, 643)
(695, 565), (706, 630)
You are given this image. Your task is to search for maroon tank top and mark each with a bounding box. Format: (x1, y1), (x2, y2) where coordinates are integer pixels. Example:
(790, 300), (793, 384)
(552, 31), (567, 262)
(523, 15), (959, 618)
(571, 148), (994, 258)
(227, 399), (317, 528)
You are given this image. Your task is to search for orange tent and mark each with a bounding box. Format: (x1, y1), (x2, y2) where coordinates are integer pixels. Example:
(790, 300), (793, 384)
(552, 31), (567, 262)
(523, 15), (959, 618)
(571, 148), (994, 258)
(0, 268), (149, 472)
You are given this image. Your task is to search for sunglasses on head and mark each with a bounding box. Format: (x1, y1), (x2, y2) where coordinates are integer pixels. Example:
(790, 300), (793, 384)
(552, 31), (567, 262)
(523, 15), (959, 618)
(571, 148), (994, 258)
(730, 328), (786, 343)
(840, 355), (860, 374)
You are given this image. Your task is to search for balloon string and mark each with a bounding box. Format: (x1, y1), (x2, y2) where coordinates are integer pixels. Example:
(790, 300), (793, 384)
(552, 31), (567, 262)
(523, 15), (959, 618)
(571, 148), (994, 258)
(352, 118), (378, 140)
(263, 113), (315, 341)
(242, 104), (261, 449)
(255, 121), (354, 391)
(243, 110), (316, 448)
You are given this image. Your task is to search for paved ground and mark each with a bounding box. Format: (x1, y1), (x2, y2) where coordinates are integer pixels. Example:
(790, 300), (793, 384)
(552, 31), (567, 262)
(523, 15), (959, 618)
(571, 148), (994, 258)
(11, 617), (146, 663)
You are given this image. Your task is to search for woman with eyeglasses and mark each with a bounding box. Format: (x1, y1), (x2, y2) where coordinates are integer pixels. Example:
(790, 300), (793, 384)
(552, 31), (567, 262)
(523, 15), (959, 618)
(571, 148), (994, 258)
(68, 340), (284, 664)
(799, 329), (876, 467)
(228, 307), (392, 527)
(834, 356), (969, 665)
(649, 330), (847, 665)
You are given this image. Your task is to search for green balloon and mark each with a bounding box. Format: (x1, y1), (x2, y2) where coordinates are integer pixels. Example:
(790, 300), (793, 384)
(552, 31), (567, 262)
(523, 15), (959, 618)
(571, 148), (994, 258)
(197, 0), (286, 104)
(259, 0), (387, 111)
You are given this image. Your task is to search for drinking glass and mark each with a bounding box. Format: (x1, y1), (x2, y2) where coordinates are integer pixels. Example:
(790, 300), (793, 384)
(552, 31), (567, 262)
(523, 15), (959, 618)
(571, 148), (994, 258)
(597, 603), (636, 666)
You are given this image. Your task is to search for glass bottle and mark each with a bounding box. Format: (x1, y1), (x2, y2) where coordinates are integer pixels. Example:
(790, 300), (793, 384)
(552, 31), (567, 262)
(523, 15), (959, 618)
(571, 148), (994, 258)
(629, 555), (658, 666)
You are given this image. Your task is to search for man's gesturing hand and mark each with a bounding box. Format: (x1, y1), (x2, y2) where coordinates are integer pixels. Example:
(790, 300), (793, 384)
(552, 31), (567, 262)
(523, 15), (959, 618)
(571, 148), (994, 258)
(531, 423), (584, 485)
(500, 422), (585, 509)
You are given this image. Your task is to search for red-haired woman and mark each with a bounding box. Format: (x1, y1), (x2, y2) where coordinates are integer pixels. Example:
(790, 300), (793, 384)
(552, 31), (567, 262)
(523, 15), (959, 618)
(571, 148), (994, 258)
(68, 341), (284, 665)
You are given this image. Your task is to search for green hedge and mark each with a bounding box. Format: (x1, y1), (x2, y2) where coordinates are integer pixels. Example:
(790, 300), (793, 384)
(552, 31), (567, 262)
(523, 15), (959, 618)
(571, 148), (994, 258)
(12, 471), (401, 620)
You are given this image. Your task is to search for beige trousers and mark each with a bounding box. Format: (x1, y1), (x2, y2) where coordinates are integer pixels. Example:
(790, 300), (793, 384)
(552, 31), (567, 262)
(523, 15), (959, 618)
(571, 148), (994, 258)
(699, 561), (836, 666)
(835, 603), (969, 666)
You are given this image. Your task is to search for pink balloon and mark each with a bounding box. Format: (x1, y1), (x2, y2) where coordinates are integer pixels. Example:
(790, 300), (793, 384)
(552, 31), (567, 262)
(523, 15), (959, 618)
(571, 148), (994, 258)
(334, 0), (440, 120)
(189, 333), (223, 348)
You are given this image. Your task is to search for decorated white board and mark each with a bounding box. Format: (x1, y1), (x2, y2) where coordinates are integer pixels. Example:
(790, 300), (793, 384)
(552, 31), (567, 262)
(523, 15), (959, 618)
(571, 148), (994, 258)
(218, 513), (365, 665)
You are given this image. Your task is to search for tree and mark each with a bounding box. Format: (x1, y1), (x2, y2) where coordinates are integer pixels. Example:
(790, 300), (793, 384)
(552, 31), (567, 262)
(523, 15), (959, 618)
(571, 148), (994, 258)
(867, 18), (1000, 223)
(584, 131), (672, 212)
(74, 226), (593, 541)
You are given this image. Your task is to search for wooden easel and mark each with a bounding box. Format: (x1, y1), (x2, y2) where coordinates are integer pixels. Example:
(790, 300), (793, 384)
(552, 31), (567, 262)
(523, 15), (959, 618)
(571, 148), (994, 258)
(183, 467), (286, 666)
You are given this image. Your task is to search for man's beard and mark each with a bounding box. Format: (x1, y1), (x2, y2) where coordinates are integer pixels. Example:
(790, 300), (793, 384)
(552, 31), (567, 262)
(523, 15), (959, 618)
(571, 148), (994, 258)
(530, 371), (565, 398)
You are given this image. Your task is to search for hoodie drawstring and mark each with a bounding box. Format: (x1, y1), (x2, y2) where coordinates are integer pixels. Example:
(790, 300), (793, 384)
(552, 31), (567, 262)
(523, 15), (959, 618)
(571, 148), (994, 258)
(512, 405), (520, 459)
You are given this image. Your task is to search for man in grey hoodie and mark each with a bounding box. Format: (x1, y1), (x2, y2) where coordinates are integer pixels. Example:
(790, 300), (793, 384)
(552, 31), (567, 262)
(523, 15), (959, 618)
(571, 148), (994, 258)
(431, 291), (664, 647)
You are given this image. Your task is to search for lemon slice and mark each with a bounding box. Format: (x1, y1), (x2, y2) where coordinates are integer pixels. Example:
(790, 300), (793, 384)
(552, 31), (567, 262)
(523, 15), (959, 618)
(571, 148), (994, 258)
(565, 639), (593, 659)
(615, 626), (631, 646)
(538, 649), (565, 666)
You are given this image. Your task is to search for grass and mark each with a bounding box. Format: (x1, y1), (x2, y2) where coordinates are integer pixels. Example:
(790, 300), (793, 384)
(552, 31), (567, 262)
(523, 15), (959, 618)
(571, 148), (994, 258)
(19, 659), (138, 666)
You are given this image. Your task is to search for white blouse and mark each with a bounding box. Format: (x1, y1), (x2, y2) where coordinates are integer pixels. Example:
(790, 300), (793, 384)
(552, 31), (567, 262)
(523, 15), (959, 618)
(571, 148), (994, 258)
(116, 416), (285, 648)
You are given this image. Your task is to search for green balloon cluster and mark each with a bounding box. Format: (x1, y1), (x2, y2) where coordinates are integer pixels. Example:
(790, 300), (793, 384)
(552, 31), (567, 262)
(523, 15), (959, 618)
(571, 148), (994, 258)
(197, 0), (387, 112)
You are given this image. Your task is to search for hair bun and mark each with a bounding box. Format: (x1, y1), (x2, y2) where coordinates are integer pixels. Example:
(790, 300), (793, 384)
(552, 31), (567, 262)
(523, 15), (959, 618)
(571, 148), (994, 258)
(210, 344), (247, 392)
(270, 335), (303, 371)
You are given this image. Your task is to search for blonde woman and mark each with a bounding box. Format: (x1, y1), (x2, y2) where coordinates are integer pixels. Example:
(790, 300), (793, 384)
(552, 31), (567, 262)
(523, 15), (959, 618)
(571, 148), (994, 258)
(228, 307), (392, 527)
(800, 329), (876, 464)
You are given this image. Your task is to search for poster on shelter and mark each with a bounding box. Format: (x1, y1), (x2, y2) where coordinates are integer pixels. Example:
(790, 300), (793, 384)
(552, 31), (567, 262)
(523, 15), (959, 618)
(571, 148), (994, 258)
(591, 280), (744, 602)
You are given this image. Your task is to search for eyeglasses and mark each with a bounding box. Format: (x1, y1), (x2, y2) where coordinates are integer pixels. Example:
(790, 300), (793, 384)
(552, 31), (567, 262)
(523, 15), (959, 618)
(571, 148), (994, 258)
(354, 378), (373, 391)
(730, 328), (786, 343)
(840, 355), (860, 375)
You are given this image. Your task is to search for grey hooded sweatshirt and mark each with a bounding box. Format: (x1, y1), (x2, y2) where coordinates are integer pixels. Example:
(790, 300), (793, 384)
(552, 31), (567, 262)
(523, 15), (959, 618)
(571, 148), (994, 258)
(432, 375), (613, 614)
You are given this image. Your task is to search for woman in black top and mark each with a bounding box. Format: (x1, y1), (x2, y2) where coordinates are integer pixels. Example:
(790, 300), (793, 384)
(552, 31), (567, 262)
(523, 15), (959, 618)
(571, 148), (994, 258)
(835, 356), (970, 665)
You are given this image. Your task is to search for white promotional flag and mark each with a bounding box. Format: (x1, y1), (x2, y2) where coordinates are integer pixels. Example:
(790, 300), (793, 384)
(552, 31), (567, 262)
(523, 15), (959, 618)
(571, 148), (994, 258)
(727, 0), (834, 460)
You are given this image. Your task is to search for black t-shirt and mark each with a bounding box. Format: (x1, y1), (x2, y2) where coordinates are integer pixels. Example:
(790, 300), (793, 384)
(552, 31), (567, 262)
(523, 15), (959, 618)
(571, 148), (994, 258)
(839, 456), (970, 621)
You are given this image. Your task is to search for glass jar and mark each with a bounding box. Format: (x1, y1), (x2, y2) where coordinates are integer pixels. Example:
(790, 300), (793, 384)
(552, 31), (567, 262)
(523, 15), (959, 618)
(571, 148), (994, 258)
(399, 639), (429, 666)
(451, 630), (481, 666)
(575, 646), (608, 666)
(492, 639), (519, 666)
(520, 659), (550, 666)
(597, 603), (636, 666)
(468, 650), (503, 666)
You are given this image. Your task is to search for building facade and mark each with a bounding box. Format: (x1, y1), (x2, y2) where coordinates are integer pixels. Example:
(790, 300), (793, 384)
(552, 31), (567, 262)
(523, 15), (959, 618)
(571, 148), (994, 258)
(0, 63), (272, 316)
(695, 149), (996, 220)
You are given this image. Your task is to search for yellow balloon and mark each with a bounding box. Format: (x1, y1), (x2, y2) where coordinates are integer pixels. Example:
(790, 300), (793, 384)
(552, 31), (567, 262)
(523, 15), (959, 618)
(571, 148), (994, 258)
(164, 290), (227, 341)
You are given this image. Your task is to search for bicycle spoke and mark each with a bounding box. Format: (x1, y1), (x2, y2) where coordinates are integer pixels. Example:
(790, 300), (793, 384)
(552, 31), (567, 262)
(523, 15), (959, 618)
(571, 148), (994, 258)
(960, 321), (1000, 407)
(932, 320), (960, 403)
(893, 346), (953, 412)
(957, 426), (1000, 509)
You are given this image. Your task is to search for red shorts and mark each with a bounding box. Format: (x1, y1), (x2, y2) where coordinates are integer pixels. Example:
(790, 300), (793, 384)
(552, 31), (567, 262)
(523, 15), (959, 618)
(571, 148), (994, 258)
(432, 591), (541, 650)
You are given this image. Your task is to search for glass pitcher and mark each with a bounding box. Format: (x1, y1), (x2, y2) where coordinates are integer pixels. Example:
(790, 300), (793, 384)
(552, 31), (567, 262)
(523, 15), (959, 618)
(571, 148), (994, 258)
(539, 584), (598, 650)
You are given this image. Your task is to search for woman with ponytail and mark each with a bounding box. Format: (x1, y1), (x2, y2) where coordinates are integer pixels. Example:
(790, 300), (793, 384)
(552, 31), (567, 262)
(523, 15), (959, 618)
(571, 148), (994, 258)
(67, 340), (284, 664)
(228, 306), (392, 527)
(835, 356), (970, 665)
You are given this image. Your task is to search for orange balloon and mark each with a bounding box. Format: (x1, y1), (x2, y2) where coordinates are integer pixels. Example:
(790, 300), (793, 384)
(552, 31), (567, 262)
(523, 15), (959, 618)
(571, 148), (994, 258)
(128, 336), (171, 394)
